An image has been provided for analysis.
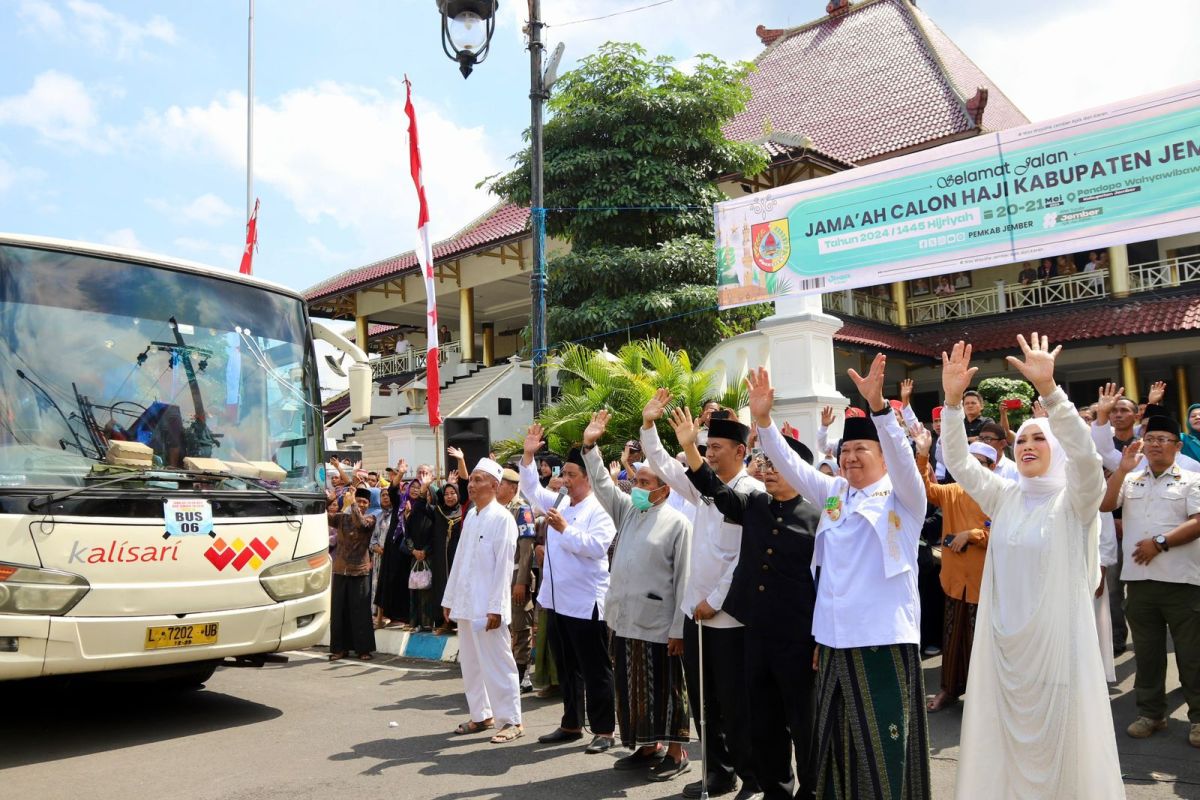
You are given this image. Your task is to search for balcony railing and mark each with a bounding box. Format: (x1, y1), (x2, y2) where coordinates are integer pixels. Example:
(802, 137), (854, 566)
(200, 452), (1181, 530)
(822, 255), (1200, 327)
(370, 340), (461, 379)
(822, 290), (897, 324)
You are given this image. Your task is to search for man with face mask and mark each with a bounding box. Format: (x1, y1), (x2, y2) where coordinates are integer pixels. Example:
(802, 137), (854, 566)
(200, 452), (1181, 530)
(578, 410), (694, 781)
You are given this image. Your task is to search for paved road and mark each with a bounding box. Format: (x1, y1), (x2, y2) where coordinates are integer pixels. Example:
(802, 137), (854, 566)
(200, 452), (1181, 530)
(2, 647), (1197, 799)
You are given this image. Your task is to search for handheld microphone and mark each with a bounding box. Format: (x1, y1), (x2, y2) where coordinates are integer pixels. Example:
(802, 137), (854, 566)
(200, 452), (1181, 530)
(552, 486), (569, 511)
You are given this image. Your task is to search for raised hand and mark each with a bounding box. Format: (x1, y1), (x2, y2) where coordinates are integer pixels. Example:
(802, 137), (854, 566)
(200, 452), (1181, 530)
(582, 410), (610, 447)
(1118, 440), (1143, 474)
(1032, 399), (1047, 418)
(900, 378), (914, 406)
(642, 387), (671, 426)
(448, 469), (459, 484)
(910, 423), (933, 456)
(746, 367), (775, 427)
(396, 457), (409, 477)
(1094, 382), (1123, 425)
(847, 352), (888, 412)
(668, 406), (701, 449)
(941, 340), (978, 405)
(1005, 331), (1061, 397)
(446, 445), (464, 461)
(820, 405), (835, 428)
(608, 461), (621, 481)
(1147, 380), (1167, 406)
(522, 423), (545, 462)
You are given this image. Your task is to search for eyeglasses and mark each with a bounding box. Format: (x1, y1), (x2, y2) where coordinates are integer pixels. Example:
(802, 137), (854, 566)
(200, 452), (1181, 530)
(1142, 435), (1178, 445)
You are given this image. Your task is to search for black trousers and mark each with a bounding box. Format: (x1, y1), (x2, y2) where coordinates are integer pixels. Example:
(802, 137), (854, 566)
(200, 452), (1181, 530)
(683, 618), (755, 787)
(330, 573), (376, 655)
(746, 630), (817, 800)
(548, 606), (616, 734)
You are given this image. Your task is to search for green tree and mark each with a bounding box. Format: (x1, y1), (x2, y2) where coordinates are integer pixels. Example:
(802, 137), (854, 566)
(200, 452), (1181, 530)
(490, 42), (771, 359)
(492, 339), (745, 462)
(978, 376), (1035, 428)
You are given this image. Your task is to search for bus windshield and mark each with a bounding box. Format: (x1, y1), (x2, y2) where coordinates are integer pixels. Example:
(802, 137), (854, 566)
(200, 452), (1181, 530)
(0, 243), (322, 492)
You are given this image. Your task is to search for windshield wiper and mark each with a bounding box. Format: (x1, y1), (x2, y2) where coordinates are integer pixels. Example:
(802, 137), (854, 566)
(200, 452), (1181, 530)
(27, 470), (207, 512)
(26, 468), (308, 514)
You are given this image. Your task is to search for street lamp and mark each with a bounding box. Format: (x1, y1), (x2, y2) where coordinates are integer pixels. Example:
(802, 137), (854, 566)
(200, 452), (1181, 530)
(436, 0), (552, 419)
(436, 0), (498, 79)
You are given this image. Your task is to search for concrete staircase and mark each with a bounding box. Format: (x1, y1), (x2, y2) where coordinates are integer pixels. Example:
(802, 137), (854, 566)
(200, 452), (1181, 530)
(336, 363), (509, 470)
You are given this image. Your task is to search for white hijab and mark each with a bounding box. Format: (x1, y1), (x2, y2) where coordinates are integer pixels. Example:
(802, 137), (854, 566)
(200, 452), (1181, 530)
(1014, 417), (1066, 506)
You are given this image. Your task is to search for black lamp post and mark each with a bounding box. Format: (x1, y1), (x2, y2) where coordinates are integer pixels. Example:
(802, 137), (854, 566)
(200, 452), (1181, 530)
(436, 0), (498, 79)
(437, 0), (550, 418)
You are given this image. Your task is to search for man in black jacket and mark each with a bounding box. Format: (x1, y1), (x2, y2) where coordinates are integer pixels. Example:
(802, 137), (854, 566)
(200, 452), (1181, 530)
(671, 407), (822, 800)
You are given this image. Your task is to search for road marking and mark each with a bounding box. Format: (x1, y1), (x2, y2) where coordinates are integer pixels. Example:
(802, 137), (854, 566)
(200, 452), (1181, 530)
(280, 650), (445, 674)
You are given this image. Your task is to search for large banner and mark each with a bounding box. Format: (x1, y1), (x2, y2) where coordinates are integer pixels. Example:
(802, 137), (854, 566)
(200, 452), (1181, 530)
(715, 82), (1200, 308)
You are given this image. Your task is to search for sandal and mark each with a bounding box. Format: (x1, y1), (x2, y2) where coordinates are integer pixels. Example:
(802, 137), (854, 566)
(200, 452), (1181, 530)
(926, 691), (959, 713)
(490, 724), (524, 744)
(328, 651), (347, 661)
(358, 652), (374, 661)
(454, 719), (494, 735)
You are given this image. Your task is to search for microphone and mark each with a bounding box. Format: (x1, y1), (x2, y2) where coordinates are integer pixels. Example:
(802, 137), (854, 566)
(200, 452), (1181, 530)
(552, 487), (569, 511)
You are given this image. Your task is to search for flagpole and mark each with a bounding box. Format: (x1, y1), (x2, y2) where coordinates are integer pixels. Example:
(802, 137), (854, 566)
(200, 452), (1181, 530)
(246, 0), (255, 221)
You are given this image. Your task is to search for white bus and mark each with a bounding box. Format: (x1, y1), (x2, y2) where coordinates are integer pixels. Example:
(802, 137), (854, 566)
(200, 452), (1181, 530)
(0, 234), (370, 685)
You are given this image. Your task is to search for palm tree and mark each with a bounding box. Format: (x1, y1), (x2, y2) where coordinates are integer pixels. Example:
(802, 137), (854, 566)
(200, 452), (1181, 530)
(494, 338), (746, 461)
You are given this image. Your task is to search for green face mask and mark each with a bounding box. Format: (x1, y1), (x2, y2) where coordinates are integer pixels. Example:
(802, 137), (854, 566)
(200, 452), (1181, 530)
(630, 487), (655, 511)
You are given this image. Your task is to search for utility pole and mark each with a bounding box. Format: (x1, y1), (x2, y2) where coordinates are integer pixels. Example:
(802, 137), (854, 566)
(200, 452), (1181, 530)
(528, 0), (548, 417)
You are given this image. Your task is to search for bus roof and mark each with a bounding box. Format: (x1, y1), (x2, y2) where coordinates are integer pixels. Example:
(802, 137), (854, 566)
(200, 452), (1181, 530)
(0, 232), (306, 302)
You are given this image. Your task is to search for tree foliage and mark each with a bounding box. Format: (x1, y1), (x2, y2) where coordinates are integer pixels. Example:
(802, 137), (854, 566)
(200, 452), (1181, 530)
(489, 42), (770, 359)
(492, 339), (745, 462)
(978, 376), (1035, 428)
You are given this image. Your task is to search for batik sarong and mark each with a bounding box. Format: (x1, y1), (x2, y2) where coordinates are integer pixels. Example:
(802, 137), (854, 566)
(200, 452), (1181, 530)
(614, 635), (690, 749)
(815, 643), (931, 800)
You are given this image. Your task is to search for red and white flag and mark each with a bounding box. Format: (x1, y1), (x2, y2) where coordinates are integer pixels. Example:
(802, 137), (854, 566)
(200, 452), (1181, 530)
(404, 78), (441, 428)
(238, 198), (259, 275)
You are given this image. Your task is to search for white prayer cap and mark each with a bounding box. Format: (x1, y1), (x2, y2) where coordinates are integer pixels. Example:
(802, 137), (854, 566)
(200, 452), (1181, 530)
(632, 461), (646, 472)
(968, 442), (997, 463)
(472, 457), (503, 481)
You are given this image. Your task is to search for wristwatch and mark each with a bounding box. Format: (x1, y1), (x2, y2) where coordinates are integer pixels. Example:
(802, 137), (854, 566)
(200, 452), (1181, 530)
(1154, 534), (1169, 552)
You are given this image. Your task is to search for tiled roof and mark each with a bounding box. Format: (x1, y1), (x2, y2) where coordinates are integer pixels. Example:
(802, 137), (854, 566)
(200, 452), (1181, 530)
(909, 294), (1200, 355)
(728, 0), (1029, 163)
(834, 320), (934, 357)
(304, 203), (530, 303)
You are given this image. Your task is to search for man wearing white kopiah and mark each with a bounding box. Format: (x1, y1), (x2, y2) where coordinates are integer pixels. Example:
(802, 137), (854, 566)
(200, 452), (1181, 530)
(441, 457), (524, 744)
(940, 335), (1124, 798)
(748, 357), (931, 800)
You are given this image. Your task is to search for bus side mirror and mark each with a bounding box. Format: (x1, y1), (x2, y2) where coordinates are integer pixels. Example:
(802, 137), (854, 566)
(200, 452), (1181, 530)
(347, 362), (371, 424)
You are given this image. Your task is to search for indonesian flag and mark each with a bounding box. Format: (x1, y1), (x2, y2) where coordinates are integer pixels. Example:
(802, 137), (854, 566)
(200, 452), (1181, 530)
(238, 198), (259, 275)
(404, 78), (441, 427)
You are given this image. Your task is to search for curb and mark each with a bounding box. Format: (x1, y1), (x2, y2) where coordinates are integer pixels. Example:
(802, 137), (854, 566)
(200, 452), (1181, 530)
(319, 626), (460, 663)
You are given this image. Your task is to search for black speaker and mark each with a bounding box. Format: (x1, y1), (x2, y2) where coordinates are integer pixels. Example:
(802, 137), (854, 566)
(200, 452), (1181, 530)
(444, 417), (491, 477)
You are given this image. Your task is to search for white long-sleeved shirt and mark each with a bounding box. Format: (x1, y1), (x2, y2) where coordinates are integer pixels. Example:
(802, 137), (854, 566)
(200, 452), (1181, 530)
(641, 423), (763, 628)
(519, 459), (616, 620)
(441, 499), (518, 625)
(758, 410), (924, 649)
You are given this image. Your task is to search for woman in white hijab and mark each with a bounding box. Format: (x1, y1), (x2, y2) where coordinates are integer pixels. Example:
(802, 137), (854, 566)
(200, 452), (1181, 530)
(941, 333), (1125, 799)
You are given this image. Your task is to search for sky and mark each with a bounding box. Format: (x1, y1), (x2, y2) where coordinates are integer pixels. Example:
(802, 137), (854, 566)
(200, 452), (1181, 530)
(4, 0), (1200, 297)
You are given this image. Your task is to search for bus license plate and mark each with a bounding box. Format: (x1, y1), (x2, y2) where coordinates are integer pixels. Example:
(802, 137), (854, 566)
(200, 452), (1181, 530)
(144, 623), (219, 650)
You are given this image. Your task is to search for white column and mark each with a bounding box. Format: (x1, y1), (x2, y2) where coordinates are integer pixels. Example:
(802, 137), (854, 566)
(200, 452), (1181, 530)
(759, 294), (851, 449)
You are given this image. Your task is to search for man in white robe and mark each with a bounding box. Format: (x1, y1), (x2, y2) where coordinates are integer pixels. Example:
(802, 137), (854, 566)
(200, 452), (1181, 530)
(442, 458), (523, 743)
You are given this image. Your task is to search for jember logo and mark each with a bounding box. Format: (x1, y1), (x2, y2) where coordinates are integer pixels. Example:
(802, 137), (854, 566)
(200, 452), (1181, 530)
(204, 536), (279, 572)
(752, 219), (790, 273)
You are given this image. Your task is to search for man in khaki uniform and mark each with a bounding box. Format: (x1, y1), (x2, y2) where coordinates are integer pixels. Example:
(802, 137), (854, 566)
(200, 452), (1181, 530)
(1101, 415), (1200, 749)
(498, 468), (537, 690)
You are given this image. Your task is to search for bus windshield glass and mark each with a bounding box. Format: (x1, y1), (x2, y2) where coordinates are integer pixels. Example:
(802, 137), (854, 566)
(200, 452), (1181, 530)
(0, 243), (322, 492)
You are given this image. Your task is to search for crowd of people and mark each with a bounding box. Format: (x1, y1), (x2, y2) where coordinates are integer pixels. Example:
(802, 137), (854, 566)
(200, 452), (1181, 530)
(324, 332), (1200, 800)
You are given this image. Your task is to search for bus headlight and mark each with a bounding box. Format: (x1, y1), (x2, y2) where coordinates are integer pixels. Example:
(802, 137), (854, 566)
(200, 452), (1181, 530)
(0, 563), (90, 615)
(258, 552), (330, 602)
